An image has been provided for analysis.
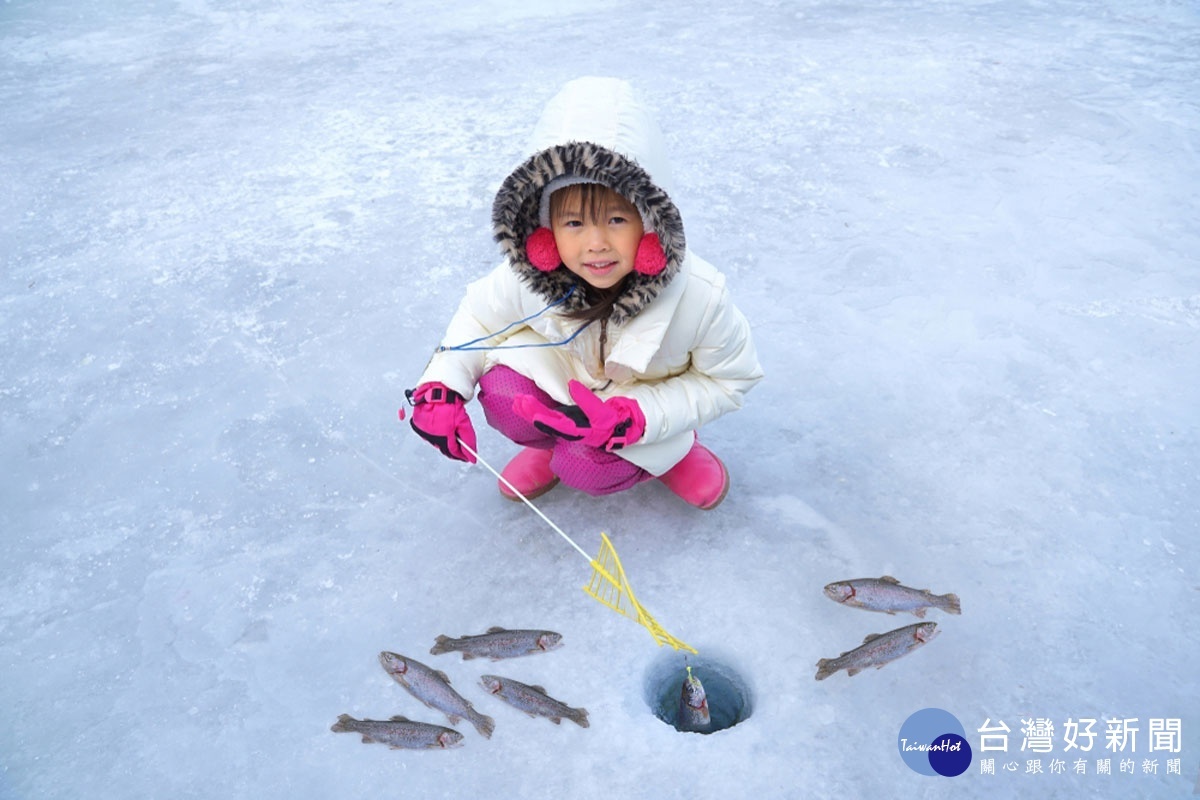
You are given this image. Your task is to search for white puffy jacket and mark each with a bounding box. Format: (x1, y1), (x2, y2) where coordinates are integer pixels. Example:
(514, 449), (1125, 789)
(418, 77), (763, 475)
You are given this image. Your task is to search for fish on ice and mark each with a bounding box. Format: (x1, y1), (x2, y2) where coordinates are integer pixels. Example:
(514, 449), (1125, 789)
(479, 674), (589, 728)
(823, 576), (961, 617)
(677, 666), (711, 733)
(379, 651), (496, 738)
(814, 621), (940, 680)
(430, 626), (563, 661)
(331, 713), (464, 750)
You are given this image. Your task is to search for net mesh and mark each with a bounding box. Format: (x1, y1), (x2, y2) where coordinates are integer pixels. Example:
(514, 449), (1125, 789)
(584, 533), (697, 654)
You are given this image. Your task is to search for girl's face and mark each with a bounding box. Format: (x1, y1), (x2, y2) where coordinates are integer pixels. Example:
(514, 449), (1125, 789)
(549, 185), (644, 290)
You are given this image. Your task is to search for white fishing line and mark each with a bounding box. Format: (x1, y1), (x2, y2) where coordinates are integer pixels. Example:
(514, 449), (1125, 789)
(455, 438), (593, 563)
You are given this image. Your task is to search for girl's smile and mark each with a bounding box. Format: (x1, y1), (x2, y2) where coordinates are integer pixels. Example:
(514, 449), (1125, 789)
(583, 258), (618, 275)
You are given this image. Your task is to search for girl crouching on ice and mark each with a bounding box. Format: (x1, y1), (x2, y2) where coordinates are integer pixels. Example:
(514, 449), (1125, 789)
(406, 77), (762, 510)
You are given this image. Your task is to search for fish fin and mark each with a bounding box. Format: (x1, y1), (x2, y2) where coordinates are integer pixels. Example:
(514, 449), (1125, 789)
(572, 708), (590, 728)
(435, 669), (453, 683)
(486, 626), (507, 633)
(880, 575), (900, 584)
(389, 715), (412, 722)
(531, 685), (548, 694)
(446, 713), (462, 725)
(814, 659), (835, 680)
(429, 635), (452, 655)
(862, 632), (883, 643)
(941, 593), (962, 614)
(473, 713), (496, 739)
(550, 716), (562, 725)
(847, 667), (863, 676)
(331, 714), (354, 732)
(363, 735), (376, 744)
(462, 653), (477, 660)
(913, 607), (927, 618)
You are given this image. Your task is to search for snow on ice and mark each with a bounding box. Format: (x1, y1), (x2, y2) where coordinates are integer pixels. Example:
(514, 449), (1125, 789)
(2, 0), (1197, 797)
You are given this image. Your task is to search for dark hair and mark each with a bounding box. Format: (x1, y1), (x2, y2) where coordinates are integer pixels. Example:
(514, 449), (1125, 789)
(549, 183), (638, 324)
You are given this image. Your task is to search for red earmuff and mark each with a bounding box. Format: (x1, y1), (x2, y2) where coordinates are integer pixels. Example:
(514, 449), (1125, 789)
(525, 227), (561, 271)
(634, 232), (667, 276)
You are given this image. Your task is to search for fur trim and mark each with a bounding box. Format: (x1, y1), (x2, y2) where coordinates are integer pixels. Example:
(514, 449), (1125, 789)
(492, 141), (685, 325)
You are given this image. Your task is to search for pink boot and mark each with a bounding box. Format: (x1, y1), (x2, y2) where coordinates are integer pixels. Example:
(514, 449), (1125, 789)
(499, 447), (559, 501)
(658, 441), (729, 510)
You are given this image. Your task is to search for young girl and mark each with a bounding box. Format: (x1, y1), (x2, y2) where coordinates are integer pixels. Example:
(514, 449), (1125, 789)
(406, 77), (762, 510)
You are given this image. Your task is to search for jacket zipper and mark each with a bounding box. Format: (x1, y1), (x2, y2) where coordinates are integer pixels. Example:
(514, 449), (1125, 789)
(598, 318), (608, 369)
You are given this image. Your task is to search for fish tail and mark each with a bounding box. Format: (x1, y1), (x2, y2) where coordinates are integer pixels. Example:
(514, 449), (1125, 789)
(429, 635), (454, 655)
(570, 707), (590, 728)
(814, 659), (836, 681)
(939, 593), (962, 614)
(471, 711), (496, 739)
(331, 713), (354, 732)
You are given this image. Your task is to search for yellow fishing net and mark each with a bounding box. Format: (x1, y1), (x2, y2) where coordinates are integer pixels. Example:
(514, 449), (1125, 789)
(584, 533), (697, 654)
(454, 441), (696, 654)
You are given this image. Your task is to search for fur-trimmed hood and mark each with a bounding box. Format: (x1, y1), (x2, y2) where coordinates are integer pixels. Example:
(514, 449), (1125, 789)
(491, 77), (685, 325)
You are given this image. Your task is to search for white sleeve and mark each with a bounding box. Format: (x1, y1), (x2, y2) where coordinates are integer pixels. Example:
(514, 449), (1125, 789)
(415, 263), (532, 399)
(624, 280), (764, 444)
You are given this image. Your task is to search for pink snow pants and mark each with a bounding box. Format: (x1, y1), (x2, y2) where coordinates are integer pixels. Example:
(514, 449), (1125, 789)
(477, 365), (651, 496)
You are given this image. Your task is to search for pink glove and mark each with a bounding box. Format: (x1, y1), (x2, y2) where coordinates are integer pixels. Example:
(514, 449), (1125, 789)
(512, 379), (645, 452)
(404, 383), (477, 463)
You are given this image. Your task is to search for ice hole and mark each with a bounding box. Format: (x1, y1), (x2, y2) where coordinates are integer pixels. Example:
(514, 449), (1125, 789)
(644, 651), (753, 734)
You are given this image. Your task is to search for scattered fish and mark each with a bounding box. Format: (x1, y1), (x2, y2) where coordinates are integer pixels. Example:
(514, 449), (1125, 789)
(379, 651), (496, 738)
(479, 675), (589, 728)
(331, 713), (464, 750)
(677, 666), (711, 733)
(430, 627), (563, 661)
(823, 576), (961, 617)
(814, 622), (940, 680)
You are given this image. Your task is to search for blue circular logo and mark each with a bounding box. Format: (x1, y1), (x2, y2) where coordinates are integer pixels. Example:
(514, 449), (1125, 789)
(898, 708), (973, 777)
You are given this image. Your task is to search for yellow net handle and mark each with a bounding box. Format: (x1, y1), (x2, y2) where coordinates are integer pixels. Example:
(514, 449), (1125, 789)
(459, 440), (696, 654)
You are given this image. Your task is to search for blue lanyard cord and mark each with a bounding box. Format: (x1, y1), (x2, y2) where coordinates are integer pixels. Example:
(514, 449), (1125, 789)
(436, 286), (591, 353)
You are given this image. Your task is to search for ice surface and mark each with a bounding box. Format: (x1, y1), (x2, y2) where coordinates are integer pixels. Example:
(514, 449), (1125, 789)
(2, 0), (1197, 797)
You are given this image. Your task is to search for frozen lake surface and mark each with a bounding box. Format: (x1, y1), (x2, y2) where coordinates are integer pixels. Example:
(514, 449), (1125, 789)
(2, 0), (1197, 797)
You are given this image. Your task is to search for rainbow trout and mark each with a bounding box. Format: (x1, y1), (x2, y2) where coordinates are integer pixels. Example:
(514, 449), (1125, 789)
(479, 675), (589, 728)
(815, 622), (940, 680)
(331, 714), (464, 750)
(430, 627), (563, 661)
(677, 667), (711, 733)
(379, 651), (496, 738)
(823, 576), (961, 618)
